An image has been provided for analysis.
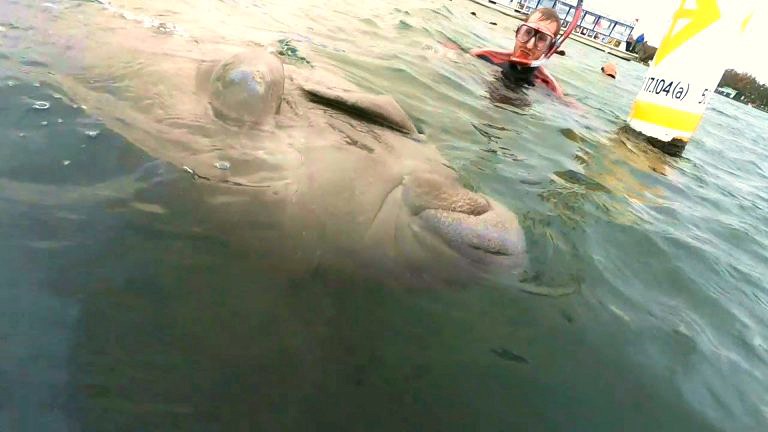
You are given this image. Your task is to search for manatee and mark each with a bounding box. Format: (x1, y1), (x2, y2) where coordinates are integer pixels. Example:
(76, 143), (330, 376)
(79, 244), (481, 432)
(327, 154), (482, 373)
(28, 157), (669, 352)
(44, 13), (528, 283)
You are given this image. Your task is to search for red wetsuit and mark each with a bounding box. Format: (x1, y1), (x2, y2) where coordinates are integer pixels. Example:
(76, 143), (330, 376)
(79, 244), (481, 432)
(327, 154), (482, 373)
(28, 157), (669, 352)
(469, 48), (564, 98)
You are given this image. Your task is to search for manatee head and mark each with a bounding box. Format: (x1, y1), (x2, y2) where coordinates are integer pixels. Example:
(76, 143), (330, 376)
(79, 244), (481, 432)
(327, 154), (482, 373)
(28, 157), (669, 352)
(201, 50), (527, 279)
(208, 50), (285, 125)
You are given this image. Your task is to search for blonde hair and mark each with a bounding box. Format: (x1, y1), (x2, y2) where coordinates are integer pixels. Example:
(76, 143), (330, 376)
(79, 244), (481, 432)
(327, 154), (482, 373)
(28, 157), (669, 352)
(528, 8), (562, 36)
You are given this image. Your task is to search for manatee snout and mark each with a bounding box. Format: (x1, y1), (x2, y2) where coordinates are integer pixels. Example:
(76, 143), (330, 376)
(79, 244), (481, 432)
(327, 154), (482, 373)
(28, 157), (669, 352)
(402, 174), (528, 270)
(417, 206), (527, 267)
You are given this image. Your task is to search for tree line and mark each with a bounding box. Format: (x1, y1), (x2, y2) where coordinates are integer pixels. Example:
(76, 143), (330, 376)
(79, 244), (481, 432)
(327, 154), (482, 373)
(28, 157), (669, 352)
(718, 70), (768, 108)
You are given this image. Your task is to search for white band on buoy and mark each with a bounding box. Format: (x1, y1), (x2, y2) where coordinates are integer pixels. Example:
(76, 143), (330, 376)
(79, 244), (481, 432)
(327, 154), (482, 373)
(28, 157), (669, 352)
(628, 0), (755, 143)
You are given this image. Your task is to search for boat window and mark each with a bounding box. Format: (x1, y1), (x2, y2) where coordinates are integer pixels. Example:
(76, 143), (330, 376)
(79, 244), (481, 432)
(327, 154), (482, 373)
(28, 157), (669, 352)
(595, 17), (614, 34)
(554, 2), (571, 20)
(537, 0), (556, 9)
(580, 13), (598, 28)
(612, 24), (632, 40)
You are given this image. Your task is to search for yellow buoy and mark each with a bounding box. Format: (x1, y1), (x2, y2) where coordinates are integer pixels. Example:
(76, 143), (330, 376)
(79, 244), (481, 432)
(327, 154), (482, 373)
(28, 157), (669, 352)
(627, 0), (756, 156)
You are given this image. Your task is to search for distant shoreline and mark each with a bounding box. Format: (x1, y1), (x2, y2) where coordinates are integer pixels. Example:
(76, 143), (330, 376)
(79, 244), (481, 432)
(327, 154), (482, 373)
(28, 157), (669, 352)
(718, 69), (768, 112)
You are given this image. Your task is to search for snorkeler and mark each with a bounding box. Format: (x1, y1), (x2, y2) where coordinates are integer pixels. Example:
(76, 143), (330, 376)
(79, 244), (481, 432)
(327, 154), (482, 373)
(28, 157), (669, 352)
(441, 2), (583, 107)
(470, 8), (564, 95)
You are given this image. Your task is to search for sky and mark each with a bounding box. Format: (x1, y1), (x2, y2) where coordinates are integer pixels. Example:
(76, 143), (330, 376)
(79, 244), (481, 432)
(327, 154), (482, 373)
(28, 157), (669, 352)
(585, 0), (768, 82)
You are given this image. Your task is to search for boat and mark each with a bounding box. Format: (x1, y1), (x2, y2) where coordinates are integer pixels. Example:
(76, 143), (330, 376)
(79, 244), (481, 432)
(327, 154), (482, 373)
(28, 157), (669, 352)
(467, 0), (640, 62)
(467, 0), (529, 20)
(569, 34), (638, 61)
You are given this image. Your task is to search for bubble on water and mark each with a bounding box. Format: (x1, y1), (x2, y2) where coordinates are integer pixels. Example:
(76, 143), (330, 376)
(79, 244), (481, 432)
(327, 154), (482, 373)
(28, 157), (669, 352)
(40, 121), (48, 126)
(214, 160), (231, 170)
(129, 202), (167, 214)
(62, 160), (71, 166)
(33, 82), (41, 87)
(84, 130), (100, 138)
(154, 22), (175, 34)
(33, 101), (50, 110)
(7, 80), (16, 87)
(608, 305), (631, 322)
(18, 132), (26, 138)
(52, 93), (63, 100)
(57, 118), (63, 123)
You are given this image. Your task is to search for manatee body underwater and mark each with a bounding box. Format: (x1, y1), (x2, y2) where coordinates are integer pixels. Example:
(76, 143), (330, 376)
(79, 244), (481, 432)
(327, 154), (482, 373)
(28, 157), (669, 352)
(47, 12), (528, 286)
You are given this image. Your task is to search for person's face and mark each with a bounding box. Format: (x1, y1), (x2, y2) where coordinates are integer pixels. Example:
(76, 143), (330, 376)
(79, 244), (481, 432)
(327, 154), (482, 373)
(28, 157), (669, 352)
(513, 13), (559, 61)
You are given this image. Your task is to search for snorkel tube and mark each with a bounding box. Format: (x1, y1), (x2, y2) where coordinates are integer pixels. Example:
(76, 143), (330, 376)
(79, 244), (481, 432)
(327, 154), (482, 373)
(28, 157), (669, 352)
(515, 0), (584, 68)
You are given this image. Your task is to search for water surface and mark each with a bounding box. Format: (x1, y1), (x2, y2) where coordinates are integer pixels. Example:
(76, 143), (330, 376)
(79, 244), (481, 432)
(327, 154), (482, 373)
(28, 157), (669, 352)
(1, 0), (767, 430)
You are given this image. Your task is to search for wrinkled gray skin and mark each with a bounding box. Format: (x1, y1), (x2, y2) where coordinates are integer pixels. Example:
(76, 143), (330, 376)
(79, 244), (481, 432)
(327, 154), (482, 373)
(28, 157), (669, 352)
(48, 14), (528, 283)
(196, 50), (527, 277)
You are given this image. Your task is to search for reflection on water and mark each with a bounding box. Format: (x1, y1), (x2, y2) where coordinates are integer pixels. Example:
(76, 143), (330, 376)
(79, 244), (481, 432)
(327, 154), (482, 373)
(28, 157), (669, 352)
(2, 0), (768, 431)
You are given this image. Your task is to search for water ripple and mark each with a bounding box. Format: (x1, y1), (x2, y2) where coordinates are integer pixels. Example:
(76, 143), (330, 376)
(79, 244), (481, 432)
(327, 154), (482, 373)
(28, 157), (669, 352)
(3, 0), (768, 430)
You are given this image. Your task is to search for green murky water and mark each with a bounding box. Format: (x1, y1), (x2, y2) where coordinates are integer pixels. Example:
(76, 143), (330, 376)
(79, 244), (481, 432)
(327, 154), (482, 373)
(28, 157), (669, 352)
(2, 0), (767, 430)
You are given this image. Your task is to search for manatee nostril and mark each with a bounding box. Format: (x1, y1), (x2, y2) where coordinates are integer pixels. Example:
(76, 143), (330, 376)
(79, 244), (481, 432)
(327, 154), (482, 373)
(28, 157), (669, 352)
(402, 174), (491, 216)
(470, 245), (512, 257)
